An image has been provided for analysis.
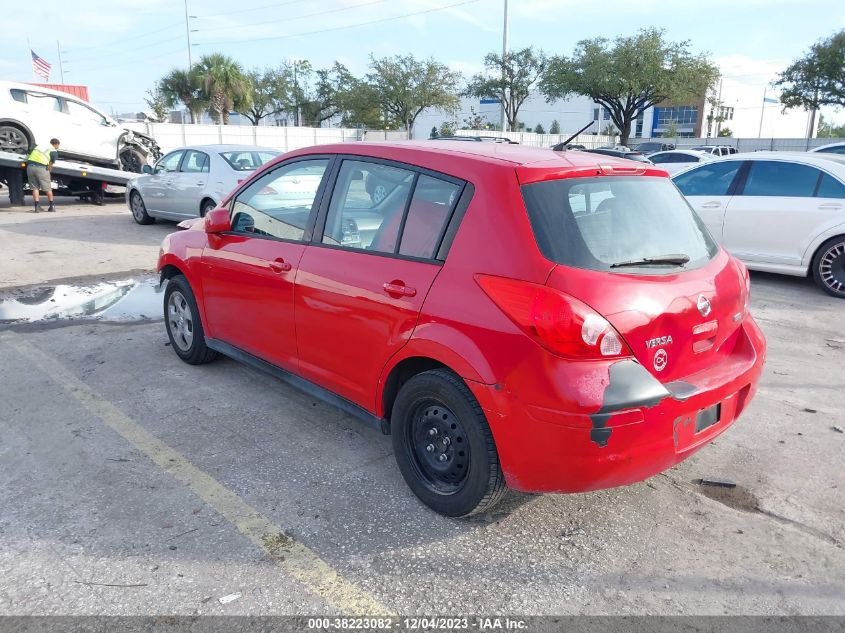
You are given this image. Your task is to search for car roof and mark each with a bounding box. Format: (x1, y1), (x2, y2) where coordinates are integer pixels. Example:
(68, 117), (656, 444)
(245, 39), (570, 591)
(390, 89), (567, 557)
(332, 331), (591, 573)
(280, 141), (670, 183)
(176, 144), (280, 153)
(651, 149), (710, 157)
(810, 141), (845, 151)
(287, 140), (646, 167)
(725, 151), (845, 167)
(0, 79), (90, 102)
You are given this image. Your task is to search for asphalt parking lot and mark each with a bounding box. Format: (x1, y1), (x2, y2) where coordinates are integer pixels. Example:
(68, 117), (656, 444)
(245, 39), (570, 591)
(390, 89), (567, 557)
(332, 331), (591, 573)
(0, 199), (843, 616)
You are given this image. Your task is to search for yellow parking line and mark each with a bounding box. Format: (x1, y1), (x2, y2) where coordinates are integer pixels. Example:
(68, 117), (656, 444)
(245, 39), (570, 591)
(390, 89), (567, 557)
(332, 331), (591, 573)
(1, 332), (391, 616)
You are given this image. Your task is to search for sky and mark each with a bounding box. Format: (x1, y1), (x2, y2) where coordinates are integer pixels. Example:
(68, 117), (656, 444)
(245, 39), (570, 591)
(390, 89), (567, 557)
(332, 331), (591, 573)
(2, 0), (843, 125)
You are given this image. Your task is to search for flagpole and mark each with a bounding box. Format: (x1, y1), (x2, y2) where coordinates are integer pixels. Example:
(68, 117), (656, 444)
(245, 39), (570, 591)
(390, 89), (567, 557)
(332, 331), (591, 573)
(27, 38), (36, 82)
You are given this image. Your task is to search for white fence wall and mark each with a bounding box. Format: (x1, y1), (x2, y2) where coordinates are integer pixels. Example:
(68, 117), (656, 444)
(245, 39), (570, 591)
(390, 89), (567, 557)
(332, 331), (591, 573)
(124, 122), (409, 153)
(123, 121), (843, 154)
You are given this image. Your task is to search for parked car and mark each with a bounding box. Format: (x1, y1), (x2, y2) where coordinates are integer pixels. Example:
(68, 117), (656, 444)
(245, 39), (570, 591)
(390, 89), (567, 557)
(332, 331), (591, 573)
(550, 142), (586, 151)
(431, 135), (518, 144)
(633, 141), (675, 155)
(810, 142), (845, 155)
(127, 145), (280, 223)
(157, 141), (765, 516)
(673, 151), (845, 297)
(0, 80), (160, 171)
(691, 145), (738, 157)
(648, 150), (715, 174)
(582, 148), (652, 163)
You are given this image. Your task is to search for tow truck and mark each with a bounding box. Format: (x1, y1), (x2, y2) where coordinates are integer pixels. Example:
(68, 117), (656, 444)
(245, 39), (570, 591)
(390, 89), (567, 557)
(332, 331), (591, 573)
(0, 150), (135, 206)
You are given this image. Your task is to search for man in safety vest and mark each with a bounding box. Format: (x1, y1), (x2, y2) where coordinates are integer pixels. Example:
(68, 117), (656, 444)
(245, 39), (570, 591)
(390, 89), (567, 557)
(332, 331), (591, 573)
(26, 138), (60, 213)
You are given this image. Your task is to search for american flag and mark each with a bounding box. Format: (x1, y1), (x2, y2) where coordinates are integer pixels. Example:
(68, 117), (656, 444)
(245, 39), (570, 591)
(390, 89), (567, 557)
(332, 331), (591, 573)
(31, 50), (51, 81)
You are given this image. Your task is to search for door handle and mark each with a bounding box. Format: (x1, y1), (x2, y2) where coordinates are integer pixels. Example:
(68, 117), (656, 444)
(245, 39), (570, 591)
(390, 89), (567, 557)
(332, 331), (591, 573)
(383, 282), (416, 297)
(701, 202), (722, 209)
(269, 258), (292, 273)
(196, 182), (205, 186)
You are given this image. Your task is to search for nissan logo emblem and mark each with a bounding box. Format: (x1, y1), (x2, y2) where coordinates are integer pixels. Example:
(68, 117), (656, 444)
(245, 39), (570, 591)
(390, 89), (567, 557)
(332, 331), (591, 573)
(697, 295), (712, 318)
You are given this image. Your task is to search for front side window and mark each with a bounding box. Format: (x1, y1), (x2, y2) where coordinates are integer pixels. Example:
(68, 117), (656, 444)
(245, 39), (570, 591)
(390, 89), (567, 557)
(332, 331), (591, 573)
(181, 150), (209, 173)
(742, 161), (820, 197)
(521, 176), (718, 274)
(231, 159), (329, 242)
(156, 151), (184, 173)
(673, 160), (742, 197)
(322, 160), (414, 253)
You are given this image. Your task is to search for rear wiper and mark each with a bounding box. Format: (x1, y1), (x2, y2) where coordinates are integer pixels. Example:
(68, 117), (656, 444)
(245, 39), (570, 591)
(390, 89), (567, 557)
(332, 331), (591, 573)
(610, 254), (690, 268)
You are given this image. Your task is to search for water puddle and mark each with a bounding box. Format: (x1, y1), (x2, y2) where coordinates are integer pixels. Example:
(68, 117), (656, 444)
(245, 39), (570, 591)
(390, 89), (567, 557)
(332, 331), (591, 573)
(0, 277), (165, 324)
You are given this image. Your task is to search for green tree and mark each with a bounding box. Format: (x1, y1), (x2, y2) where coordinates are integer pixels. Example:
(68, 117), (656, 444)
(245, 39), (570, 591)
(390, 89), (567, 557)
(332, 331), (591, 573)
(194, 53), (251, 125)
(549, 119), (561, 134)
(299, 62), (356, 127)
(439, 120), (458, 136)
(718, 127), (733, 137)
(817, 114), (845, 137)
(775, 31), (845, 135)
(238, 66), (292, 126)
(430, 126), (439, 138)
(367, 54), (462, 139)
(542, 28), (719, 146)
(144, 87), (170, 122)
(465, 47), (547, 133)
(339, 80), (388, 129)
(662, 121), (679, 138)
(462, 106), (488, 130)
(158, 68), (204, 123)
(534, 123), (546, 135)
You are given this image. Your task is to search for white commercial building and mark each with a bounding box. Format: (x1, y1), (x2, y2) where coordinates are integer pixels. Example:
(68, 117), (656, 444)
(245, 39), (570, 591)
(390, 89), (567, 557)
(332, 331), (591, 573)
(414, 76), (818, 140)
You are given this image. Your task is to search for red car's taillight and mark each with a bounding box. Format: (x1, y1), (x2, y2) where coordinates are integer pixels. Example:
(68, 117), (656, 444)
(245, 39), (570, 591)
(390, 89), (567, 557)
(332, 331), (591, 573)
(475, 275), (632, 360)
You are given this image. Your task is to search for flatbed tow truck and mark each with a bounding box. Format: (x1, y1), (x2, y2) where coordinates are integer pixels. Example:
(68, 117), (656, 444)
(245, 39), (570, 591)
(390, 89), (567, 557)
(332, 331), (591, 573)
(0, 150), (135, 206)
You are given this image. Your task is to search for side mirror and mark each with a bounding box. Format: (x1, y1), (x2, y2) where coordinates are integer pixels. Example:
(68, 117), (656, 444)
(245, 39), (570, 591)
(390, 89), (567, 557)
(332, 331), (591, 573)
(142, 165), (153, 175)
(204, 208), (231, 234)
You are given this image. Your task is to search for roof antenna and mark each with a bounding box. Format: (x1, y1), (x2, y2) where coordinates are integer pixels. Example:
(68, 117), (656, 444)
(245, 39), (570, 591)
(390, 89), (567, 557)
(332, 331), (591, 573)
(558, 121), (595, 150)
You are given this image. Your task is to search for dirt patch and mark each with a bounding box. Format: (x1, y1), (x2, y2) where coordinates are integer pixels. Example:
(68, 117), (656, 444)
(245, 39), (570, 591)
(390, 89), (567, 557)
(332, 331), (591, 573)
(694, 481), (761, 513)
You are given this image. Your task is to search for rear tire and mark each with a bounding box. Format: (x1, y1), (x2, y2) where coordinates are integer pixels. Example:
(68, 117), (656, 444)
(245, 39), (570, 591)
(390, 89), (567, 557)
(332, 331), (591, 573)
(164, 275), (218, 365)
(130, 190), (155, 225)
(811, 236), (845, 298)
(391, 369), (506, 517)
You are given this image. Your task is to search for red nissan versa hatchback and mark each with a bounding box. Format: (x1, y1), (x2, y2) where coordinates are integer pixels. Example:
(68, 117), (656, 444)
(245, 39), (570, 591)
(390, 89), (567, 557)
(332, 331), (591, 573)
(157, 141), (766, 517)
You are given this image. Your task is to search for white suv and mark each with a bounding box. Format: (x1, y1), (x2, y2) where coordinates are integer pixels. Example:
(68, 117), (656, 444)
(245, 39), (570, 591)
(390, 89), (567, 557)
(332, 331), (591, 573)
(0, 81), (160, 172)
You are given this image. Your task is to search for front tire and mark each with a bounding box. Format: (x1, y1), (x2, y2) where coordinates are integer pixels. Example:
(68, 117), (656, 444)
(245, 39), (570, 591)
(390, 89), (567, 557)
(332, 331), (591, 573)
(812, 236), (845, 298)
(120, 147), (146, 173)
(391, 369), (506, 517)
(164, 275), (218, 365)
(130, 190), (155, 225)
(200, 199), (216, 217)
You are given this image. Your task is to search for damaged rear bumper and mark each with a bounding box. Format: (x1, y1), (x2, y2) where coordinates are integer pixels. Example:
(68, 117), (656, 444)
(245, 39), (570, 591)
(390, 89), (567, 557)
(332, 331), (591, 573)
(467, 317), (766, 494)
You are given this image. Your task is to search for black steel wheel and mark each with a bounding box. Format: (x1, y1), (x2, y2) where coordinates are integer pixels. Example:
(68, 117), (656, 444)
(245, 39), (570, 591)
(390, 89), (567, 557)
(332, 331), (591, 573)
(812, 236), (845, 298)
(391, 369), (506, 517)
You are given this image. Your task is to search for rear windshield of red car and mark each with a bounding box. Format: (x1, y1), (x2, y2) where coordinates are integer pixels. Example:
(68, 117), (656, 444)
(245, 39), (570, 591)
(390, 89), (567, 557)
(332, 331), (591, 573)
(520, 176), (718, 273)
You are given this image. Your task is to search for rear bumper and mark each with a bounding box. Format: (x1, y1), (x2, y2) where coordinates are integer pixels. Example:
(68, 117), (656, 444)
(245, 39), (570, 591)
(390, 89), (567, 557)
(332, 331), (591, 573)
(468, 317), (766, 493)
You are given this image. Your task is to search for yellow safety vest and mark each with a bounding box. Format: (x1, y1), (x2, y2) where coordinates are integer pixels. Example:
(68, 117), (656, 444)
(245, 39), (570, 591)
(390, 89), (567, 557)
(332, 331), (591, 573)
(27, 145), (54, 166)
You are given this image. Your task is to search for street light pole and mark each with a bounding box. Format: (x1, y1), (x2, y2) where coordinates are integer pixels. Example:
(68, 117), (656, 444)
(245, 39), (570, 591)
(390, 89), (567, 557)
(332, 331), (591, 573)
(500, 0), (508, 133)
(184, 0), (193, 69)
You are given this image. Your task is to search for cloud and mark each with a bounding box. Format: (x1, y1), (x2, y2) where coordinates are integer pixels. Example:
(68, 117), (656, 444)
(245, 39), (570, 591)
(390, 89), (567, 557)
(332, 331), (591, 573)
(715, 54), (786, 84)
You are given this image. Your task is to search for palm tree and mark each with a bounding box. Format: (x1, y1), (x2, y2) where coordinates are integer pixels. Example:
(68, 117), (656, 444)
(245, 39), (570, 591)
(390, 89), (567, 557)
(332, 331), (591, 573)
(158, 69), (204, 124)
(194, 54), (251, 125)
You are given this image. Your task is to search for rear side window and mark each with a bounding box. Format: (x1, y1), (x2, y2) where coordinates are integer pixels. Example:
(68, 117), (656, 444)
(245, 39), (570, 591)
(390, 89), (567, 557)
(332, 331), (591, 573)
(817, 174), (845, 199)
(220, 151), (279, 171)
(742, 161), (820, 197)
(674, 161), (741, 196)
(398, 175), (461, 259)
(521, 176), (718, 273)
(322, 160), (414, 253)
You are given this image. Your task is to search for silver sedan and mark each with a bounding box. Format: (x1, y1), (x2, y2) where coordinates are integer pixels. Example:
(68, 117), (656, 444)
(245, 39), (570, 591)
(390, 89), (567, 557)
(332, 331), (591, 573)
(126, 144), (279, 225)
